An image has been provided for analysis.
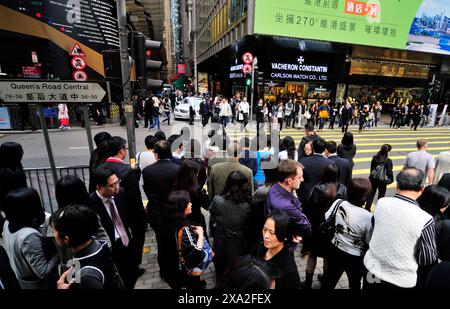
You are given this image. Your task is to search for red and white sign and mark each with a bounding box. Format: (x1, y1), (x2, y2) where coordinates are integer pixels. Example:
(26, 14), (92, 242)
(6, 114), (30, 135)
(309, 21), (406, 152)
(177, 63), (187, 74)
(71, 57), (86, 70)
(69, 43), (86, 57)
(72, 70), (88, 81)
(242, 52), (254, 64)
(242, 64), (252, 73)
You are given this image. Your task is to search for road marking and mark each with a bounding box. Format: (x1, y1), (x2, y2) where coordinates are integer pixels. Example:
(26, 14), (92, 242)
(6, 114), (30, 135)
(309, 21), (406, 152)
(350, 141), (450, 147)
(353, 165), (403, 176)
(353, 154), (438, 163)
(69, 146), (89, 150)
(354, 146), (449, 153)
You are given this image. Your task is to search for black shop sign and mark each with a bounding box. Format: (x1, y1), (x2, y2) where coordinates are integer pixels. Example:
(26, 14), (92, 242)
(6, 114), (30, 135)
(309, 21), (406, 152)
(260, 54), (330, 82)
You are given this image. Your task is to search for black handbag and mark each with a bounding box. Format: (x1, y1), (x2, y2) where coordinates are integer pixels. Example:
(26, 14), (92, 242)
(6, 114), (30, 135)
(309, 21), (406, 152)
(317, 199), (344, 250)
(369, 162), (390, 184)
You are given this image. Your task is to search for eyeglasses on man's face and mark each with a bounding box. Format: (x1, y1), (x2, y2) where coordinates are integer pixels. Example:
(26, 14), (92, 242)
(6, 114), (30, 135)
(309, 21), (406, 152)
(108, 179), (121, 188)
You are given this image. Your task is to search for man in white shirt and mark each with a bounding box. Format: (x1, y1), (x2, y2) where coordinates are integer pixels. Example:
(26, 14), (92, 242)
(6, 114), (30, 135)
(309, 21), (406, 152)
(239, 97), (250, 131)
(172, 139), (185, 159)
(219, 98), (232, 132)
(363, 167), (437, 289)
(136, 135), (157, 172)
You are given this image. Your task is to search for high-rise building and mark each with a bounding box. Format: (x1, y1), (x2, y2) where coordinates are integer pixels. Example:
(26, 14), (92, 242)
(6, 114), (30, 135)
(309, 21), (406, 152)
(190, 0), (447, 107)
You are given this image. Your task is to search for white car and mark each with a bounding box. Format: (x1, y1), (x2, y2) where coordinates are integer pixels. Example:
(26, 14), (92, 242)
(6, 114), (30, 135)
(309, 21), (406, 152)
(174, 97), (202, 120)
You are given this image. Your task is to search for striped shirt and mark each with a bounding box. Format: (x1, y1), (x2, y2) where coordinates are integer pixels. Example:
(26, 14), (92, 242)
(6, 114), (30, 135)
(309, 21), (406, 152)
(393, 194), (437, 265)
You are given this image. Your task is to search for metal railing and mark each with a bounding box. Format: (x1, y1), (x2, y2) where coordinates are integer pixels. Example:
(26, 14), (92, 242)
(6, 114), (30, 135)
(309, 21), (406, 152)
(24, 165), (90, 213)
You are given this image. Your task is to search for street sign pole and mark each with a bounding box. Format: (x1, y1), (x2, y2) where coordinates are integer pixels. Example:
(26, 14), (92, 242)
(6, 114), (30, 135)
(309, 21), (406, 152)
(38, 104), (58, 186)
(82, 105), (94, 154)
(250, 57), (257, 121)
(117, 0), (137, 160)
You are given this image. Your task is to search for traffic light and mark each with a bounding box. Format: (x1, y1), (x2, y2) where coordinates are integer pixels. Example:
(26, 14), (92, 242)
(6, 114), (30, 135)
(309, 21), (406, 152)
(434, 79), (442, 94)
(245, 73), (252, 86)
(132, 32), (163, 92)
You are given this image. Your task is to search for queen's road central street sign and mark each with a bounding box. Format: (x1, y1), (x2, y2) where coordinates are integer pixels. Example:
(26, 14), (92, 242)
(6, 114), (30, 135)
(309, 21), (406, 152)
(0, 80), (106, 103)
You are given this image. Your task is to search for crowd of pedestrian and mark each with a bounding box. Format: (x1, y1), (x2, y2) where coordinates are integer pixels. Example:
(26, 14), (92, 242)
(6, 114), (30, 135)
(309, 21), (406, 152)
(2, 120), (450, 290)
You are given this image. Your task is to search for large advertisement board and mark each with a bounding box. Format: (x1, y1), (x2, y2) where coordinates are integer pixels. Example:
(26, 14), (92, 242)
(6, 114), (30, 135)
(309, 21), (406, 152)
(1, 0), (119, 51)
(407, 0), (450, 55)
(0, 0), (119, 76)
(254, 0), (450, 55)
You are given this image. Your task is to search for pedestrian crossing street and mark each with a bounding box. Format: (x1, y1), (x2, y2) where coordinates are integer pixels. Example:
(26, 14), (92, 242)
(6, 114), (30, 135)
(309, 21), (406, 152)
(224, 126), (450, 193)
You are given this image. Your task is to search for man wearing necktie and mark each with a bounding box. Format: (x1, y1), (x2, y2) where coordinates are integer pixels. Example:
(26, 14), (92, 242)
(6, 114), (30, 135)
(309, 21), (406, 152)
(90, 167), (137, 289)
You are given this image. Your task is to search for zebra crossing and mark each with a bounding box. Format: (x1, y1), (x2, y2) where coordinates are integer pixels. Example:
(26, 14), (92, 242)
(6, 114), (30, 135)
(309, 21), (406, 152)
(224, 125), (450, 199)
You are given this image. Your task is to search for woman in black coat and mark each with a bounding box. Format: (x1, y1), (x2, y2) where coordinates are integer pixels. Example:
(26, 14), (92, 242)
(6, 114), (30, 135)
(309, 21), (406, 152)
(252, 210), (300, 289)
(209, 171), (253, 282)
(173, 159), (208, 236)
(337, 132), (357, 177)
(302, 163), (347, 289)
(365, 144), (394, 211)
(0, 142), (27, 230)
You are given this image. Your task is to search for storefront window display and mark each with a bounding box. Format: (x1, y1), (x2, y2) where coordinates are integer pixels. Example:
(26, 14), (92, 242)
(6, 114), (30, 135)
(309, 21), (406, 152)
(307, 83), (332, 99)
(263, 82), (307, 102)
(347, 85), (423, 107)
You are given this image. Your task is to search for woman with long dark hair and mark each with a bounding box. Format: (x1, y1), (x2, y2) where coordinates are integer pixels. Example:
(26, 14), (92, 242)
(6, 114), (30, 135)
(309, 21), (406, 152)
(302, 163), (347, 289)
(252, 210), (300, 289)
(365, 144), (393, 211)
(337, 132), (357, 177)
(89, 140), (112, 193)
(209, 171), (254, 282)
(45, 176), (111, 264)
(183, 138), (207, 188)
(217, 255), (278, 289)
(173, 159), (208, 235)
(321, 178), (373, 291)
(164, 190), (212, 289)
(278, 136), (298, 161)
(2, 188), (59, 289)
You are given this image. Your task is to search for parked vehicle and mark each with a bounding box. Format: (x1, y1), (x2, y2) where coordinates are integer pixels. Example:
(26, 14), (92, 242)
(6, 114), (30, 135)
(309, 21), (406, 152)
(174, 97), (202, 120)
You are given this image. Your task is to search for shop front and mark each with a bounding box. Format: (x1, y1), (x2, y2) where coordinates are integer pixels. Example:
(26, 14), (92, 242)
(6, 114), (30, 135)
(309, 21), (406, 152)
(256, 46), (344, 104)
(345, 46), (439, 111)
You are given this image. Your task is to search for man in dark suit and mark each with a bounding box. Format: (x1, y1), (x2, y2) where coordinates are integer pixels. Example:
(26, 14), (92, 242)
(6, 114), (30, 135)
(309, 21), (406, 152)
(142, 140), (180, 282)
(199, 97), (211, 128)
(325, 141), (351, 187)
(98, 136), (146, 275)
(90, 167), (137, 289)
(297, 138), (331, 203)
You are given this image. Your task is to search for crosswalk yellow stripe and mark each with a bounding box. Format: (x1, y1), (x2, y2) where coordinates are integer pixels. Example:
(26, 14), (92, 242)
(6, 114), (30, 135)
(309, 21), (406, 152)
(347, 141), (450, 147)
(355, 146), (449, 153)
(227, 127), (450, 132)
(333, 137), (450, 142)
(353, 165), (404, 175)
(353, 154), (438, 163)
(228, 132), (450, 139)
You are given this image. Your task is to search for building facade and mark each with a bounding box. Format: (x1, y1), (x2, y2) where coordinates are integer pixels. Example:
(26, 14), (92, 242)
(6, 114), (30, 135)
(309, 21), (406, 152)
(192, 0), (450, 110)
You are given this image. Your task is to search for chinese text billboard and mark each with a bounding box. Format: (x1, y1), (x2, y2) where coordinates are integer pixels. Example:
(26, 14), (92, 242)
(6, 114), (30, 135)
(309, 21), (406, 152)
(254, 0), (450, 55)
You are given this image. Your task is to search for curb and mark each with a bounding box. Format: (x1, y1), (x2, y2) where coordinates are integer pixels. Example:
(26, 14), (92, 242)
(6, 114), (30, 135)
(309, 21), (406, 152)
(0, 123), (121, 134)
